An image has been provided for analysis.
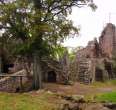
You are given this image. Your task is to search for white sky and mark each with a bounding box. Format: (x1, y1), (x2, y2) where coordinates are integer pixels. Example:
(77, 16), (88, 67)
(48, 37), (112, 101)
(63, 0), (116, 47)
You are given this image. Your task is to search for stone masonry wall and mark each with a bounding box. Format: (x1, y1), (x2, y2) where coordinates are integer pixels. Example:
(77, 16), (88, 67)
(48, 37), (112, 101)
(75, 23), (116, 84)
(99, 23), (116, 58)
(0, 70), (27, 92)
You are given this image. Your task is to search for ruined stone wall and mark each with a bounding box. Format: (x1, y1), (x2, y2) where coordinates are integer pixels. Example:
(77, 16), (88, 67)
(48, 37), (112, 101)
(41, 58), (66, 83)
(76, 23), (116, 60)
(68, 59), (78, 81)
(74, 23), (116, 84)
(0, 70), (27, 92)
(76, 38), (100, 59)
(75, 58), (97, 84)
(75, 40), (98, 83)
(8, 59), (24, 73)
(99, 23), (116, 58)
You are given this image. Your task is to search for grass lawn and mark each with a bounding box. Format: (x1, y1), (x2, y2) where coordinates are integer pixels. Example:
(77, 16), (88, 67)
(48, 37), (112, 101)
(95, 91), (116, 103)
(0, 91), (60, 110)
(92, 79), (116, 87)
(1, 80), (116, 110)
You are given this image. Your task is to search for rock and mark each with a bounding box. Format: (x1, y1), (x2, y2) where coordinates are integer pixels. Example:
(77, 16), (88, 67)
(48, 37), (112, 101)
(104, 103), (116, 110)
(47, 90), (53, 94)
(84, 103), (111, 110)
(69, 103), (80, 110)
(61, 103), (70, 110)
(60, 103), (81, 110)
(61, 94), (86, 104)
(71, 95), (85, 103)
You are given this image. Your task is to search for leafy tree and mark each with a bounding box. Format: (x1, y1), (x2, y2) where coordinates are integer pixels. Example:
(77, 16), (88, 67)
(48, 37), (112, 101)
(0, 0), (96, 90)
(51, 45), (68, 60)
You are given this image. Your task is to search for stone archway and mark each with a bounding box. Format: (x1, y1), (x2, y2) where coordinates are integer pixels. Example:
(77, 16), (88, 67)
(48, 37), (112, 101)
(104, 62), (113, 79)
(95, 67), (103, 81)
(47, 71), (56, 82)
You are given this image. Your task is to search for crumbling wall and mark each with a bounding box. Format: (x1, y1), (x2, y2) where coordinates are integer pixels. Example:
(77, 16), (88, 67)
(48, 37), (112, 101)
(41, 58), (66, 84)
(0, 70), (27, 92)
(99, 23), (116, 58)
(74, 23), (116, 84)
(76, 38), (100, 60)
(68, 59), (78, 81)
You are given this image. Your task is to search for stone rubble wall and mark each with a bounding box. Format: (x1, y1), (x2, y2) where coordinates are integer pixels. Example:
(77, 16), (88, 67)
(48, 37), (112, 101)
(0, 70), (27, 92)
(77, 58), (96, 84)
(99, 23), (116, 58)
(74, 23), (116, 84)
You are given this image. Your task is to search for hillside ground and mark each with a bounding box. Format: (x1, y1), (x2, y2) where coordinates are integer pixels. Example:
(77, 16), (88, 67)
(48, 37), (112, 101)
(0, 80), (116, 110)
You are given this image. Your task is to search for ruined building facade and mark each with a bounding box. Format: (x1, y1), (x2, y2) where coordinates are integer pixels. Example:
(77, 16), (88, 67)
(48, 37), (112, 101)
(99, 23), (116, 58)
(1, 23), (116, 87)
(75, 23), (116, 84)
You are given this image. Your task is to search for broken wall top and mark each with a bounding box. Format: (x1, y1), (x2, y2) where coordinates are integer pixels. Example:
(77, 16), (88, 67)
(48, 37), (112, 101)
(99, 23), (116, 58)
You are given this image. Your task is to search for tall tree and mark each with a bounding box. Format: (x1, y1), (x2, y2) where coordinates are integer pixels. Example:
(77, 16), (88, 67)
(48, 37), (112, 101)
(0, 0), (96, 90)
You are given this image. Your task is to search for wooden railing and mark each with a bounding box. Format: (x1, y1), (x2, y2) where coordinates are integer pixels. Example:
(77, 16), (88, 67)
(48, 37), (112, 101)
(0, 70), (28, 92)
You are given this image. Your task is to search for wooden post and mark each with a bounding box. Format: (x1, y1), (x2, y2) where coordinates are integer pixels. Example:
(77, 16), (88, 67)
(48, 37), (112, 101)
(20, 76), (23, 89)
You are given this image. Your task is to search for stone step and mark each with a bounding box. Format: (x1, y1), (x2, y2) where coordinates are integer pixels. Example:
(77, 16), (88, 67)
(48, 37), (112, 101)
(79, 67), (89, 69)
(77, 59), (91, 84)
(78, 72), (89, 74)
(79, 76), (90, 78)
(78, 72), (90, 74)
(79, 78), (90, 80)
(78, 70), (89, 72)
(79, 61), (89, 63)
(79, 64), (90, 66)
(79, 76), (90, 79)
(79, 63), (89, 66)
(79, 62), (89, 64)
(79, 80), (90, 84)
(79, 66), (89, 69)
(79, 65), (89, 69)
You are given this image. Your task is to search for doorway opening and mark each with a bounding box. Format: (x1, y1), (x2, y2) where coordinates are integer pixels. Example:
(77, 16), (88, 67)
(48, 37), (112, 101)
(95, 67), (103, 81)
(47, 71), (56, 82)
(105, 62), (113, 79)
(3, 63), (14, 73)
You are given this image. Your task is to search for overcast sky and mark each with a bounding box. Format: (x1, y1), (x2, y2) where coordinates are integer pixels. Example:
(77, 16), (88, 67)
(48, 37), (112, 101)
(63, 0), (116, 47)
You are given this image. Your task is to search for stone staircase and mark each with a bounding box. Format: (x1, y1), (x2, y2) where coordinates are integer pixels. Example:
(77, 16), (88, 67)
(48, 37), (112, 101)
(78, 59), (91, 84)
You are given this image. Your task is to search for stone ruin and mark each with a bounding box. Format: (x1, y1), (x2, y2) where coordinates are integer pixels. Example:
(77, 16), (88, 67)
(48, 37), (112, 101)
(0, 23), (116, 90)
(41, 58), (67, 84)
(74, 23), (116, 84)
(0, 54), (67, 85)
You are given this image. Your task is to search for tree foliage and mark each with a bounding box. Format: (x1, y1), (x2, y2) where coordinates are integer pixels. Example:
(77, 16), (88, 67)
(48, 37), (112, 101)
(0, 0), (96, 57)
(0, 0), (96, 89)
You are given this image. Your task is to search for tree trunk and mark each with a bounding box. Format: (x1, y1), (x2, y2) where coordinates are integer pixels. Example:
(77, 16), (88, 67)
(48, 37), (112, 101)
(0, 56), (2, 74)
(32, 54), (42, 90)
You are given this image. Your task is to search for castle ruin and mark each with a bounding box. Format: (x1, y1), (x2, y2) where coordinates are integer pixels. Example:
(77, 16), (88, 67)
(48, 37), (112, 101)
(74, 23), (116, 84)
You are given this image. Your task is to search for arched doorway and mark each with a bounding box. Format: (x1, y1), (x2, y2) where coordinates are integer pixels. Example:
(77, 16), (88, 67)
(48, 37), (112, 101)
(47, 71), (56, 82)
(105, 62), (113, 79)
(95, 67), (103, 81)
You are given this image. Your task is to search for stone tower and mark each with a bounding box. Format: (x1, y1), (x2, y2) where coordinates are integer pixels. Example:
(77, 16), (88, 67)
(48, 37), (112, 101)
(99, 23), (116, 58)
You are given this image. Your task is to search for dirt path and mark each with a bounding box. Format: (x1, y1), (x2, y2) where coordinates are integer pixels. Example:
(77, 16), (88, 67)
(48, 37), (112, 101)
(43, 82), (116, 95)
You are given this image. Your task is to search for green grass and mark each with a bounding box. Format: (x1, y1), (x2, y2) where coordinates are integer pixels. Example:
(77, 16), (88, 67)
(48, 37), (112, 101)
(0, 91), (60, 110)
(95, 91), (116, 103)
(92, 79), (116, 87)
(1, 80), (116, 110)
